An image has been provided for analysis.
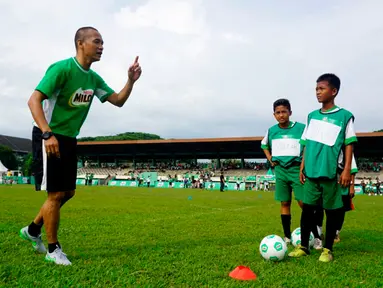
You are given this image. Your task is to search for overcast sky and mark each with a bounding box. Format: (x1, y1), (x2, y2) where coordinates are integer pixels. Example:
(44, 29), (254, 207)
(0, 0), (382, 140)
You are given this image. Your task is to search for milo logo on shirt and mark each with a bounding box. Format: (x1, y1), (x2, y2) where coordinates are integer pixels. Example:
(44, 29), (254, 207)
(69, 88), (94, 107)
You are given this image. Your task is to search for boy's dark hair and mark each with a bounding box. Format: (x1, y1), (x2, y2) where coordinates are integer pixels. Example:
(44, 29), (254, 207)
(317, 73), (341, 96)
(273, 98), (291, 112)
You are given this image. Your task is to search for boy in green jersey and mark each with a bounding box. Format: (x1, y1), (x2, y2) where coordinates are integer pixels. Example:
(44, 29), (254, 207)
(261, 99), (305, 244)
(289, 73), (357, 262)
(19, 27), (142, 265)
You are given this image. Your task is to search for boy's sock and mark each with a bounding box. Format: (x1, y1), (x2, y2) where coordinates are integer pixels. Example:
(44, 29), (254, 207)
(281, 214), (292, 239)
(337, 209), (346, 232)
(324, 208), (343, 251)
(300, 204), (316, 248)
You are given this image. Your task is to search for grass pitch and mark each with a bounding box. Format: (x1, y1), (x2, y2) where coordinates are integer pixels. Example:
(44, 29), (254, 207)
(1, 185), (382, 287)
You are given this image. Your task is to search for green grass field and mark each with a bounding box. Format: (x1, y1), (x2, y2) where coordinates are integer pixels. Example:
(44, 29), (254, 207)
(1, 185), (382, 287)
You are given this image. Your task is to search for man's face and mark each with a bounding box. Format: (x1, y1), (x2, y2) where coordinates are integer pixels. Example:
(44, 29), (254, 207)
(273, 105), (291, 125)
(316, 81), (337, 104)
(78, 29), (104, 62)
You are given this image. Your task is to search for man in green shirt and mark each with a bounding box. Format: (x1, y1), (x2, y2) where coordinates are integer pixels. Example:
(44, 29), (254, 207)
(289, 73), (357, 262)
(19, 26), (142, 265)
(261, 99), (305, 245)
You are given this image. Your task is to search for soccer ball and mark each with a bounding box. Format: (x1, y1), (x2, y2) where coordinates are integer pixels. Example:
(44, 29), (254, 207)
(259, 235), (288, 261)
(291, 227), (315, 248)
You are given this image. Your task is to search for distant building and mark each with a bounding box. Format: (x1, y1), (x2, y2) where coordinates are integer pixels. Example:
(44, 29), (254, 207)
(0, 134), (32, 156)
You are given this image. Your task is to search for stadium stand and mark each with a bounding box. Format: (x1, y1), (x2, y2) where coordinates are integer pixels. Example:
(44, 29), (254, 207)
(77, 167), (267, 179)
(75, 162), (383, 194)
(77, 165), (383, 179)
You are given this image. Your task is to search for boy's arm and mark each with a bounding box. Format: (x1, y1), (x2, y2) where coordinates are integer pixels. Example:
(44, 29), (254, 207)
(262, 149), (276, 167)
(349, 153), (358, 197)
(339, 144), (353, 187)
(349, 174), (356, 198)
(261, 129), (277, 166)
(299, 147), (306, 184)
(299, 121), (308, 184)
(339, 118), (357, 187)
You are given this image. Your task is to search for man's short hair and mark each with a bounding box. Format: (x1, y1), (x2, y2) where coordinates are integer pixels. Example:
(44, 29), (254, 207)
(317, 73), (341, 96)
(273, 98), (291, 112)
(74, 27), (98, 49)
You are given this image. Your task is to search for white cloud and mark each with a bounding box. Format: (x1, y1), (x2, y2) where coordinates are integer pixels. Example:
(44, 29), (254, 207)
(115, 0), (207, 36)
(0, 78), (16, 98)
(222, 33), (252, 44)
(0, 0), (382, 141)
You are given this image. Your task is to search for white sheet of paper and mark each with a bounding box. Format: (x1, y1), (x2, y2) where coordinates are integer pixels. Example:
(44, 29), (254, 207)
(272, 138), (300, 157)
(306, 119), (341, 146)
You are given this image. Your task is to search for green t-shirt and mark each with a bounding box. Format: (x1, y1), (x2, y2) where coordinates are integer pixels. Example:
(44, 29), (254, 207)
(35, 57), (115, 138)
(261, 121), (306, 167)
(300, 106), (357, 179)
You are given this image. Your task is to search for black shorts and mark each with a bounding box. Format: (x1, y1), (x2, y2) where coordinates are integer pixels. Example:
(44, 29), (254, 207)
(32, 126), (43, 191)
(32, 126), (77, 192)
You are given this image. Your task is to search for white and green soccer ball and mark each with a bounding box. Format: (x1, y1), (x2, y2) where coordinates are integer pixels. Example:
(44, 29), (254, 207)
(259, 235), (288, 261)
(291, 227), (315, 248)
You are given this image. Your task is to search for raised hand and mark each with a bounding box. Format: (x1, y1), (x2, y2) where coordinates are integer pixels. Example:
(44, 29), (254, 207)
(128, 56), (142, 82)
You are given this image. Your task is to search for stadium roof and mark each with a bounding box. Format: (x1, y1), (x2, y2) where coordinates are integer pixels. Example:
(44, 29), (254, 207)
(77, 132), (383, 159)
(0, 134), (32, 154)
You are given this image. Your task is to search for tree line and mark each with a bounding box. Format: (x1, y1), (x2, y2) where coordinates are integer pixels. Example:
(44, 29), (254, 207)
(78, 132), (162, 142)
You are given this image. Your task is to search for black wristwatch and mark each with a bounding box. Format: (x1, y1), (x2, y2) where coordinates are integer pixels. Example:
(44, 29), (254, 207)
(42, 131), (53, 140)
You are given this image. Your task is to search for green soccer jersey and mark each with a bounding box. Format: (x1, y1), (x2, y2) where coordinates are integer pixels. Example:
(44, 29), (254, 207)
(35, 57), (115, 138)
(261, 121), (306, 167)
(300, 106), (357, 179)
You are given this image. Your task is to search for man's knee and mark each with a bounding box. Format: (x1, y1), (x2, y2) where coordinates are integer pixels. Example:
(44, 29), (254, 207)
(48, 192), (67, 202)
(58, 190), (75, 208)
(48, 190), (75, 203)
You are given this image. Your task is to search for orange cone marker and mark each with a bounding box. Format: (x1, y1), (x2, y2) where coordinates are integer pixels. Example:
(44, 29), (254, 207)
(229, 266), (257, 281)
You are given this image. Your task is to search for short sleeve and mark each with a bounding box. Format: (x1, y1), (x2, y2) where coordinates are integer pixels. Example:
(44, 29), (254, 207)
(261, 129), (269, 150)
(94, 73), (115, 103)
(35, 62), (67, 98)
(351, 154), (358, 174)
(344, 118), (357, 145)
(299, 117), (309, 146)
